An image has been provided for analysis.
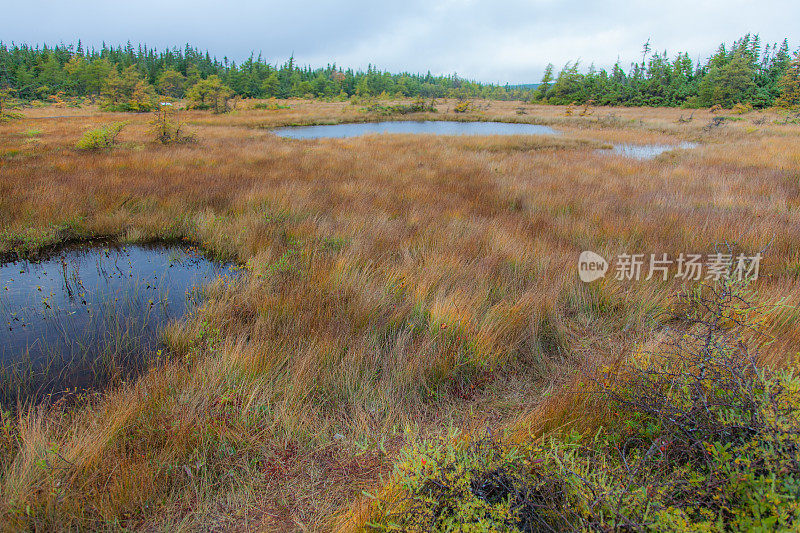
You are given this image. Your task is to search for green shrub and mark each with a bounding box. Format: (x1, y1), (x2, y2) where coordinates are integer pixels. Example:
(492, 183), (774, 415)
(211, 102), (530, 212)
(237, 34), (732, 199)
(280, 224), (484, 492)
(597, 276), (800, 530)
(0, 91), (22, 122)
(186, 75), (233, 113)
(76, 122), (128, 150)
(453, 100), (472, 113)
(100, 66), (156, 112)
(778, 110), (800, 125)
(368, 431), (574, 531)
(253, 100), (290, 110)
(681, 96), (704, 109)
(0, 88), (22, 120)
(150, 105), (195, 145)
(372, 276), (800, 531)
(362, 99), (437, 116)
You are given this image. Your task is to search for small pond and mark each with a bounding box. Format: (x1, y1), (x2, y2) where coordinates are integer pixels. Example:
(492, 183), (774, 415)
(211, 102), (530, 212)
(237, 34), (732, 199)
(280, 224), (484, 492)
(272, 121), (559, 139)
(0, 243), (234, 407)
(602, 142), (698, 160)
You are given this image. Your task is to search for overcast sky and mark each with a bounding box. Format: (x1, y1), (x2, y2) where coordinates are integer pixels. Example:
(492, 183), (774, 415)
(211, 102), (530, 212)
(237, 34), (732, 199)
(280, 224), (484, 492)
(2, 1), (797, 84)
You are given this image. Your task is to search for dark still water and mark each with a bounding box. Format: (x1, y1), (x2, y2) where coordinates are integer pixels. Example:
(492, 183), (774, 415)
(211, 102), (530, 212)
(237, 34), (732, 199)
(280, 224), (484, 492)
(272, 120), (559, 139)
(0, 244), (234, 407)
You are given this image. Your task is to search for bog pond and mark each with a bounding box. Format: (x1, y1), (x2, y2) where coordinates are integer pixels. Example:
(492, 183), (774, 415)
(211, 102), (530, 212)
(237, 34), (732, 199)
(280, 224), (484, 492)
(272, 121), (698, 160)
(0, 243), (235, 407)
(272, 120), (560, 139)
(602, 142), (699, 160)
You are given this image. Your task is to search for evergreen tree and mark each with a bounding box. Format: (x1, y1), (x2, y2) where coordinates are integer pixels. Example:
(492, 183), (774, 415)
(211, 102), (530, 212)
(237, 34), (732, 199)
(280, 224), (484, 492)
(776, 53), (800, 109)
(547, 62), (583, 105)
(699, 51), (756, 107)
(0, 36), (793, 109)
(261, 72), (279, 97)
(535, 63), (554, 101)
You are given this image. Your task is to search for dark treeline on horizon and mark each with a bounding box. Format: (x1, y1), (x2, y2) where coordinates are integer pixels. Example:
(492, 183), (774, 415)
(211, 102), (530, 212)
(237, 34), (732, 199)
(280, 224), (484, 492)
(0, 34), (798, 109)
(539, 35), (797, 108)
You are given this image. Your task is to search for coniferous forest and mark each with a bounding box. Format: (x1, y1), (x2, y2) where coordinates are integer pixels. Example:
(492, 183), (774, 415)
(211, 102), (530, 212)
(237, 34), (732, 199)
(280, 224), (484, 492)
(0, 34), (798, 111)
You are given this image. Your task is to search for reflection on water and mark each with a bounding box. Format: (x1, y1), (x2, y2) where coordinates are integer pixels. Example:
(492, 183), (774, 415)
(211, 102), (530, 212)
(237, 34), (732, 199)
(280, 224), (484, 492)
(0, 243), (234, 406)
(272, 121), (560, 139)
(602, 142), (698, 160)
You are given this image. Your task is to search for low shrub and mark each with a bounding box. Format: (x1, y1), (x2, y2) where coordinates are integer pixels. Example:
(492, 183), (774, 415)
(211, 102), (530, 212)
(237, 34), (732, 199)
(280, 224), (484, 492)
(579, 100), (595, 116)
(704, 116), (727, 131)
(253, 100), (291, 110)
(363, 98), (437, 116)
(681, 96), (704, 109)
(76, 122), (128, 150)
(150, 105), (195, 145)
(0, 112), (22, 123)
(367, 431), (575, 531)
(778, 110), (800, 125)
(453, 100), (471, 113)
(596, 276), (800, 530)
(0, 88), (22, 120)
(370, 276), (800, 531)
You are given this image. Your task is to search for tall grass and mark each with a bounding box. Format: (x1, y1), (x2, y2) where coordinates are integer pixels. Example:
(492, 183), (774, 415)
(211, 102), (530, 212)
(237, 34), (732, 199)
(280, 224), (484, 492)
(360, 275), (800, 531)
(0, 98), (798, 529)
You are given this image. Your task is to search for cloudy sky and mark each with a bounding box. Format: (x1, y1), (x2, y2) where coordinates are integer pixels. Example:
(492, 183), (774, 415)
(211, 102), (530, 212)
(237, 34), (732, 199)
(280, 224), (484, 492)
(2, 1), (797, 84)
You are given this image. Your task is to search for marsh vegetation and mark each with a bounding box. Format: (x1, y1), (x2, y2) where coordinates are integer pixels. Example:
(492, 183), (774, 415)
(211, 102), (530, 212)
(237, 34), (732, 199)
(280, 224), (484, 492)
(0, 96), (799, 530)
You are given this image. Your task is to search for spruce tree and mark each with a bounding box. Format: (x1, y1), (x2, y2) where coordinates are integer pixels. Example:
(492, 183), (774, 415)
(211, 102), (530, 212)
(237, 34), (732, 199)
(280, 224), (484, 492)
(535, 64), (555, 101)
(776, 54), (800, 109)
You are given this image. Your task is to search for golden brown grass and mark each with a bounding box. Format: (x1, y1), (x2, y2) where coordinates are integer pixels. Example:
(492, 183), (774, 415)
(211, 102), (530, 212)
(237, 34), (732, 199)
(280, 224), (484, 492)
(1, 98), (799, 531)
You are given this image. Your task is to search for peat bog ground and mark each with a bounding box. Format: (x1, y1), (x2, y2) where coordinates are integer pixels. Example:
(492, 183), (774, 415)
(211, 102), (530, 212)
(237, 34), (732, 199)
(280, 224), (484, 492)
(1, 98), (799, 530)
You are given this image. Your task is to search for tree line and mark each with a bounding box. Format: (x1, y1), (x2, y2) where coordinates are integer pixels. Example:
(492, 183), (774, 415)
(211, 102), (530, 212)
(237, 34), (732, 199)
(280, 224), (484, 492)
(0, 35), (798, 111)
(537, 35), (798, 108)
(0, 41), (523, 111)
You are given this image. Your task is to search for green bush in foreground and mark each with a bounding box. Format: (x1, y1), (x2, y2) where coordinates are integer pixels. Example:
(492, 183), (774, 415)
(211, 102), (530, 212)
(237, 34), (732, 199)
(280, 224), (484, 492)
(370, 276), (800, 531)
(367, 431), (574, 531)
(76, 121), (128, 150)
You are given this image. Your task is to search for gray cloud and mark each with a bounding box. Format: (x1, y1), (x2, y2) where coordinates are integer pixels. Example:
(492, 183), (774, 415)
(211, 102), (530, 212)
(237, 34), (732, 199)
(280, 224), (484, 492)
(2, 0), (797, 83)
